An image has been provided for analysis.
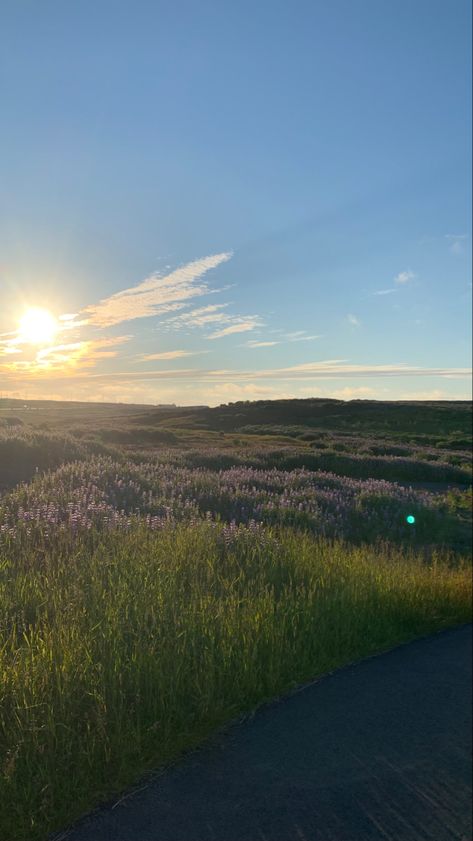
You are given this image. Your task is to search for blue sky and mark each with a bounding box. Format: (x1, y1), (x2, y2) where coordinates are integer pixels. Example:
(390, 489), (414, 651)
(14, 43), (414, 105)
(1, 0), (471, 405)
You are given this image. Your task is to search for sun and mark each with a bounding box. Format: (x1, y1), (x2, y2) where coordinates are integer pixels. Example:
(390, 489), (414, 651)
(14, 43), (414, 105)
(18, 307), (58, 345)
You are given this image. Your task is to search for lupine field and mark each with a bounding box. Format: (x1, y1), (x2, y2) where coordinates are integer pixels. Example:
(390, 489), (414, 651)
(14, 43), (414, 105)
(0, 399), (472, 841)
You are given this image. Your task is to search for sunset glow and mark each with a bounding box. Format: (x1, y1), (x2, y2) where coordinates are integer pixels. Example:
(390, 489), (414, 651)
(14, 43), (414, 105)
(0, 2), (470, 406)
(18, 308), (58, 346)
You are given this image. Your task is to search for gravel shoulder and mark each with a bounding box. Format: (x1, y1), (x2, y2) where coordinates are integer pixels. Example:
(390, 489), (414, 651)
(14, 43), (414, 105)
(58, 625), (472, 841)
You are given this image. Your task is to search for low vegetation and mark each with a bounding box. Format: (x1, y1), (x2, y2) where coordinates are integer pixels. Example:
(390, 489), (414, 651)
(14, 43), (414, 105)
(0, 397), (471, 840)
(0, 427), (118, 489)
(1, 522), (471, 841)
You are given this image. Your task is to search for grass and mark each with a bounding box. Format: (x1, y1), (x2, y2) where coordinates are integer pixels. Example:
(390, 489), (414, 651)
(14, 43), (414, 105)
(0, 521), (471, 841)
(0, 428), (119, 490)
(0, 397), (471, 840)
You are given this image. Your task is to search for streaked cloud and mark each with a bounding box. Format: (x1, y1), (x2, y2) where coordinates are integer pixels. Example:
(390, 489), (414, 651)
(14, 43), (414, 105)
(165, 302), (263, 340)
(347, 314), (361, 327)
(58, 313), (79, 322)
(1, 335), (131, 377)
(372, 288), (398, 296)
(207, 318), (262, 339)
(284, 331), (322, 342)
(260, 360), (470, 380)
(3, 376), (470, 406)
(284, 331), (305, 339)
(82, 252), (232, 328)
(244, 331), (321, 347)
(0, 344), (21, 355)
(165, 303), (231, 328)
(8, 359), (469, 384)
(139, 349), (208, 361)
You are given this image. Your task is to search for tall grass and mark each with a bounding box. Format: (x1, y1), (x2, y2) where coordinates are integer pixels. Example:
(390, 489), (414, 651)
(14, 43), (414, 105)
(0, 429), (119, 489)
(0, 521), (471, 841)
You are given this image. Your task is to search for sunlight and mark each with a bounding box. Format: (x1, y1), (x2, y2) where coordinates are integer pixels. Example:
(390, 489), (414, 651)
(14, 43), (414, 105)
(18, 307), (58, 346)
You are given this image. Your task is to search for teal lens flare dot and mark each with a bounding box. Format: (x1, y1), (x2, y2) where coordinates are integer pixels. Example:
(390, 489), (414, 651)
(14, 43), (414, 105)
(406, 515), (416, 525)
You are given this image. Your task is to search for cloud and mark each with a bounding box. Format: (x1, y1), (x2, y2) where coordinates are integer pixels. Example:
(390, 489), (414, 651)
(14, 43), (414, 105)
(244, 331), (321, 347)
(347, 314), (361, 327)
(394, 269), (415, 284)
(1, 307), (103, 358)
(373, 289), (398, 296)
(396, 389), (447, 400)
(207, 319), (262, 340)
(58, 313), (79, 322)
(139, 350), (208, 361)
(8, 359), (469, 385)
(165, 303), (231, 328)
(284, 331), (322, 342)
(82, 252), (232, 328)
(446, 234), (468, 256)
(5, 376), (470, 406)
(0, 344), (21, 355)
(165, 303), (264, 340)
(258, 361), (471, 380)
(1, 336), (131, 377)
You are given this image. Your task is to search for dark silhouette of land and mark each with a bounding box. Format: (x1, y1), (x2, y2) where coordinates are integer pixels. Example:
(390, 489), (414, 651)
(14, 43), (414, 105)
(1, 397), (472, 445)
(59, 625), (472, 841)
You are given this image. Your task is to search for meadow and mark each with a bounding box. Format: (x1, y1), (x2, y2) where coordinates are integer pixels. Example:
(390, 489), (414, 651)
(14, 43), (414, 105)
(0, 398), (471, 841)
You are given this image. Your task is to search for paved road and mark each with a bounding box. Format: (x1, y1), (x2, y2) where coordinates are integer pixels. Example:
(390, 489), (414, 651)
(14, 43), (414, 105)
(60, 626), (472, 841)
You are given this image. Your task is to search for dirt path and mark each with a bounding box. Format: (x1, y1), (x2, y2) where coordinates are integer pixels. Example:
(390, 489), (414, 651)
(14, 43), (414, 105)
(58, 626), (472, 841)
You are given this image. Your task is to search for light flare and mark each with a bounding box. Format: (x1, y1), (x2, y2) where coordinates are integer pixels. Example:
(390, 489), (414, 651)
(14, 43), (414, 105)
(18, 308), (58, 346)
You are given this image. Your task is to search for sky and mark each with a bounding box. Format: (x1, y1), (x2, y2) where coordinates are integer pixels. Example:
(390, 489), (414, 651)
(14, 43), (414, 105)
(0, 0), (471, 406)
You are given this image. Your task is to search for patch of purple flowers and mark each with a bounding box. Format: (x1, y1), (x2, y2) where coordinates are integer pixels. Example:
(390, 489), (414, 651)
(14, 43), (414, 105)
(0, 454), (444, 547)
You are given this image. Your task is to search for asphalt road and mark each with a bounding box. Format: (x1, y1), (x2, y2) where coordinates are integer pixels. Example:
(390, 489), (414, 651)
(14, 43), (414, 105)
(60, 625), (472, 841)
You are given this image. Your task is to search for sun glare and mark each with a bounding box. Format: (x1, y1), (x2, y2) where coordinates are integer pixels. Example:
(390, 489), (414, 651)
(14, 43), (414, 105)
(18, 307), (58, 345)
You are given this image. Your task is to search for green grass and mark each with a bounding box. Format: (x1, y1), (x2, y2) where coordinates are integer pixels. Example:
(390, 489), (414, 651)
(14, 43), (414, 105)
(0, 428), (120, 490)
(0, 396), (471, 840)
(0, 522), (471, 841)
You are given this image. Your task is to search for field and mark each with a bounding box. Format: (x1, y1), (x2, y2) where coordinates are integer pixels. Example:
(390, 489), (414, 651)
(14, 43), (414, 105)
(0, 398), (472, 841)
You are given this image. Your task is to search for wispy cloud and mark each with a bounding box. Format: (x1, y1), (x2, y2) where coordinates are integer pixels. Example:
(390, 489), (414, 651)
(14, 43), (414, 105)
(0, 343), (22, 355)
(397, 389), (447, 400)
(283, 331), (322, 342)
(446, 234), (468, 256)
(9, 359), (469, 385)
(1, 336), (131, 377)
(207, 318), (262, 340)
(82, 252), (233, 328)
(0, 313), (91, 359)
(372, 288), (398, 296)
(243, 331), (321, 348)
(253, 361), (471, 380)
(394, 269), (416, 284)
(347, 314), (361, 327)
(139, 349), (208, 361)
(165, 303), (231, 328)
(165, 302), (264, 340)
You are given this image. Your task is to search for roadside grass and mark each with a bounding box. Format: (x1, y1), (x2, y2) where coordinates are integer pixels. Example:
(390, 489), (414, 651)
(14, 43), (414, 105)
(0, 522), (471, 841)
